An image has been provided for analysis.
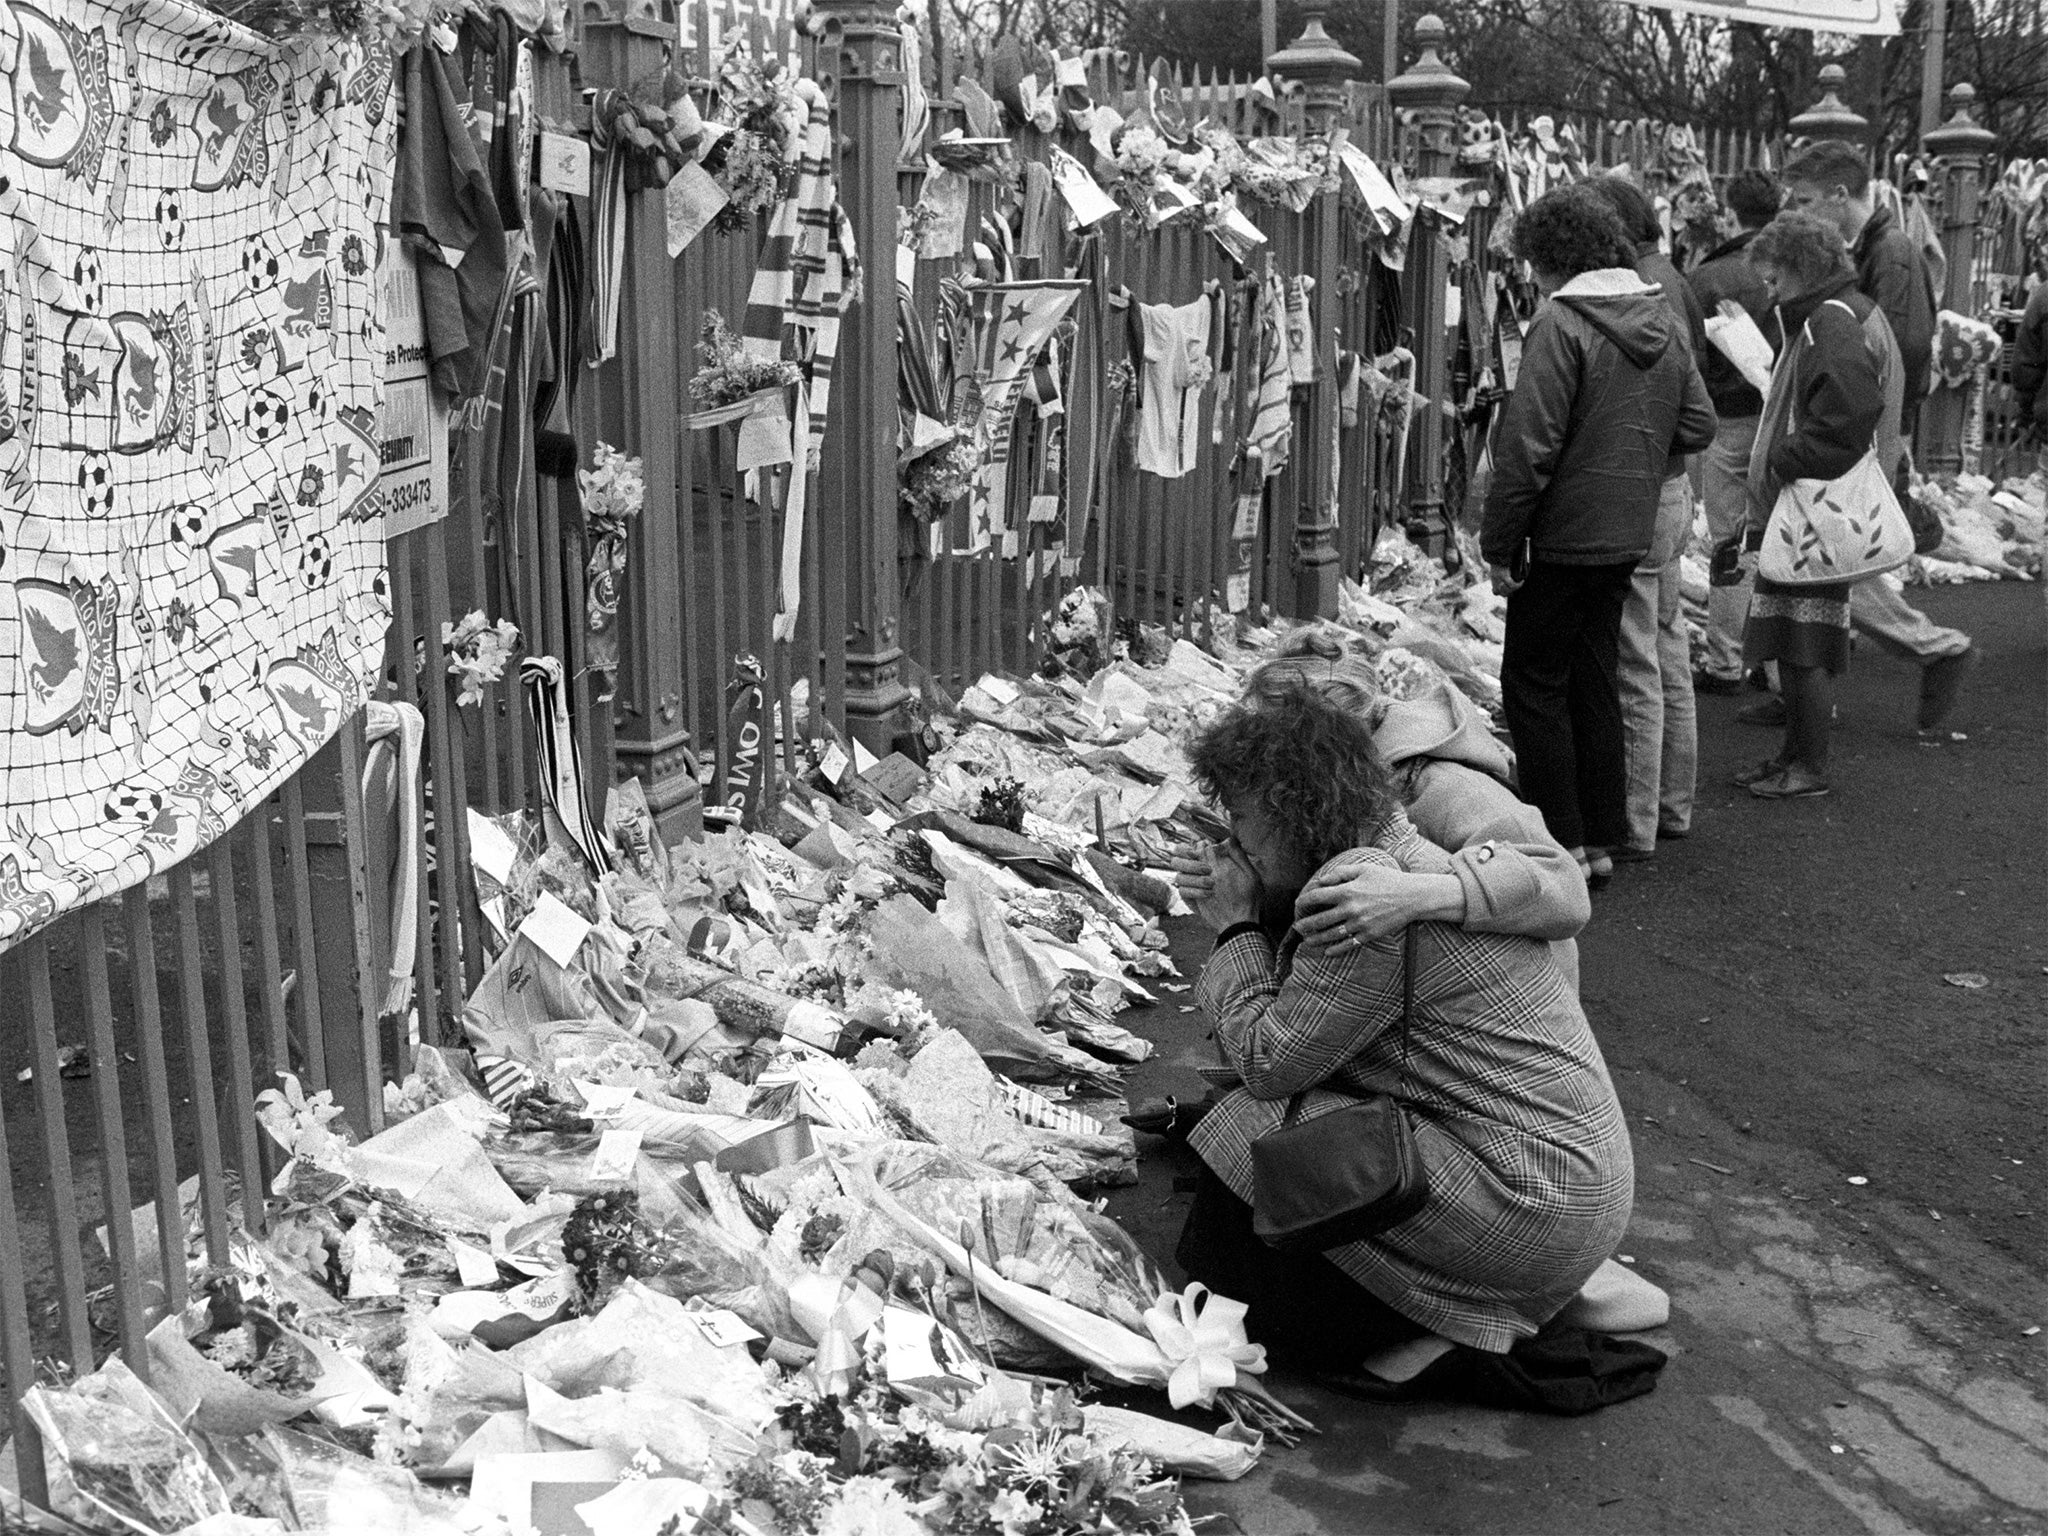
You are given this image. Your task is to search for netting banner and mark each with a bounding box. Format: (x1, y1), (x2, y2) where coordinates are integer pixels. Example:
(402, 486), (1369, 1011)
(1617, 0), (1899, 35)
(0, 0), (395, 952)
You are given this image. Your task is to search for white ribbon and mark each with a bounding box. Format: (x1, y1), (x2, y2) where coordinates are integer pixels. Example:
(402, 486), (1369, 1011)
(1141, 1283), (1268, 1410)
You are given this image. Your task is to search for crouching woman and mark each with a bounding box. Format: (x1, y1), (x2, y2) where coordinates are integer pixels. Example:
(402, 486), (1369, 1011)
(1175, 685), (1634, 1372)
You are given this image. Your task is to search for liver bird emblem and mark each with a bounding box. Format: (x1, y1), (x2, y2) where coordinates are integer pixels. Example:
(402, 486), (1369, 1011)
(23, 604), (79, 703)
(21, 33), (70, 133)
(201, 88), (244, 159)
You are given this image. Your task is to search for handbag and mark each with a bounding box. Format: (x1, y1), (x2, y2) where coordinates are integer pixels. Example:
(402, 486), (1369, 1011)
(1755, 300), (1916, 587)
(1251, 926), (1430, 1253)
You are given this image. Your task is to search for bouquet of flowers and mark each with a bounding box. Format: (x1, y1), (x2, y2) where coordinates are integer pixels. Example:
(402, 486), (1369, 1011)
(689, 310), (804, 411)
(705, 41), (801, 232)
(439, 610), (520, 709)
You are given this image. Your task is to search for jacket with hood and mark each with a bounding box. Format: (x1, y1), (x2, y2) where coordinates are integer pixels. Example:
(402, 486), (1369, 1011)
(1685, 227), (1781, 418)
(1372, 682), (1589, 991)
(1481, 269), (1718, 569)
(1744, 275), (1903, 531)
(1852, 202), (1936, 407)
(2012, 281), (2048, 431)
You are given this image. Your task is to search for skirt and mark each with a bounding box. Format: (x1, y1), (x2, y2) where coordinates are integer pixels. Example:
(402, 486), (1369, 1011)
(1744, 575), (1851, 674)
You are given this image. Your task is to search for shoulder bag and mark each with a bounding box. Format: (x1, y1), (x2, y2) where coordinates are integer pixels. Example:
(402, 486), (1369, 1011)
(1757, 300), (1916, 587)
(1251, 926), (1430, 1253)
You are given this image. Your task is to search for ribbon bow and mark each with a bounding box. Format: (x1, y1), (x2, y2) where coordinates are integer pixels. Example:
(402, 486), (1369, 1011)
(1142, 1284), (1268, 1409)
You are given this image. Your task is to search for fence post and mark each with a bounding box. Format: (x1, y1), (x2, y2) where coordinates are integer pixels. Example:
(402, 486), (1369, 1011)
(815, 0), (913, 751)
(582, 1), (705, 844)
(295, 713), (386, 1132)
(1386, 14), (1469, 557)
(1268, 1), (1360, 619)
(1919, 83), (1996, 478)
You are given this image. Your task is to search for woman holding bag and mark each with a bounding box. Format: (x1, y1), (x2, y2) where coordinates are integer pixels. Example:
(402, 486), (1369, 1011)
(1173, 684), (1634, 1373)
(1731, 212), (1906, 800)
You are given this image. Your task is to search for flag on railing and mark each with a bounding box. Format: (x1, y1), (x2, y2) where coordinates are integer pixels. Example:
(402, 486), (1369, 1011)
(962, 281), (1088, 553)
(1616, 0), (1898, 34)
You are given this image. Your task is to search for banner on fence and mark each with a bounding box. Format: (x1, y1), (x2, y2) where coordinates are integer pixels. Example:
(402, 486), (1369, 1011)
(0, 0), (395, 952)
(1617, 0), (1898, 35)
(376, 243), (448, 538)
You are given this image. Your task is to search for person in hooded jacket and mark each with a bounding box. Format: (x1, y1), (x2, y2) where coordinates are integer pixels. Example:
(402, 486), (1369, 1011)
(2010, 273), (2048, 456)
(1727, 212), (1905, 800)
(1584, 175), (1707, 865)
(1481, 185), (1717, 886)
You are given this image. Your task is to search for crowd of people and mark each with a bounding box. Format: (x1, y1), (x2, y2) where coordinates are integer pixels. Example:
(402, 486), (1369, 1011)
(1155, 141), (1982, 1398)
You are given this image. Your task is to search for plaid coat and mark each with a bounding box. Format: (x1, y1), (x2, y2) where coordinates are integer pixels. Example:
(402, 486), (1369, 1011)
(1189, 817), (1634, 1353)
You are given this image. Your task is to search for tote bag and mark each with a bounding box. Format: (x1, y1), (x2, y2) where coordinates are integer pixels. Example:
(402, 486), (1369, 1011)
(1756, 300), (1916, 588)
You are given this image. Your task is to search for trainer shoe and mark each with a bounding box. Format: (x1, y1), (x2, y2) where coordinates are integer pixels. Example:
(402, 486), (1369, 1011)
(1732, 759), (1785, 787)
(1916, 647), (1975, 733)
(1749, 767), (1831, 799)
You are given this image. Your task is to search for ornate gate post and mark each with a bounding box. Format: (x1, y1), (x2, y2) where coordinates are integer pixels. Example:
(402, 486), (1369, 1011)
(1268, 1), (1360, 619)
(814, 0), (914, 752)
(582, 1), (702, 841)
(1919, 84), (1996, 477)
(1385, 15), (1468, 556)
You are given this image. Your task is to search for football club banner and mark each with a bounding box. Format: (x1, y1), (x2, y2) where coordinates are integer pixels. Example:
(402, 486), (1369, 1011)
(1618, 0), (1898, 35)
(963, 280), (1086, 553)
(0, 0), (395, 952)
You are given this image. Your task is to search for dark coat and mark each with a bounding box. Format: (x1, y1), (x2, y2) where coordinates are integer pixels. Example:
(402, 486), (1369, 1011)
(1745, 275), (1903, 532)
(1482, 276), (1718, 569)
(1852, 203), (1937, 407)
(1686, 229), (1781, 418)
(2011, 282), (2048, 431)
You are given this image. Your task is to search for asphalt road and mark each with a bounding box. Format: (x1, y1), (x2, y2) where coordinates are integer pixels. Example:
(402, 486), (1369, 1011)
(1102, 579), (2048, 1535)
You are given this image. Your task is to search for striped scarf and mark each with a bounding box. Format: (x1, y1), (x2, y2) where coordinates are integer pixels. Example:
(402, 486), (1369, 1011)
(741, 78), (856, 641)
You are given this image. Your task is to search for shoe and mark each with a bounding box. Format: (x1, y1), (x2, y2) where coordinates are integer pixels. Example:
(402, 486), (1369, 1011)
(1692, 671), (1743, 696)
(1585, 850), (1614, 889)
(1746, 667), (1773, 693)
(1732, 759), (1785, 787)
(1656, 824), (1689, 841)
(1916, 648), (1975, 732)
(1608, 845), (1656, 864)
(1737, 696), (1787, 727)
(1749, 767), (1831, 799)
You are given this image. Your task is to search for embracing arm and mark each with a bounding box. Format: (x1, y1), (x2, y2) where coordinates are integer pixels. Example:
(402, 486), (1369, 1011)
(1195, 850), (1410, 1101)
(1405, 761), (1590, 940)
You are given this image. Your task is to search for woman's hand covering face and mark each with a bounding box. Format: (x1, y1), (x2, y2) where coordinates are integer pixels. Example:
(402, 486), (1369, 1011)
(1193, 839), (1262, 932)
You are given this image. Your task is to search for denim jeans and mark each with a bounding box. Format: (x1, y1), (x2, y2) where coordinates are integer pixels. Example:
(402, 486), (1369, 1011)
(1849, 577), (1972, 663)
(1618, 475), (1698, 848)
(1699, 416), (1759, 681)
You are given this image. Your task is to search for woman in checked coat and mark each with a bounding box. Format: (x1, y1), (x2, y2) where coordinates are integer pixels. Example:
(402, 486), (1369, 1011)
(1173, 685), (1635, 1370)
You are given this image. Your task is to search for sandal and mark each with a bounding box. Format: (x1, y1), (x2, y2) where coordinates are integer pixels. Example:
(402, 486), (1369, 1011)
(1749, 767), (1830, 800)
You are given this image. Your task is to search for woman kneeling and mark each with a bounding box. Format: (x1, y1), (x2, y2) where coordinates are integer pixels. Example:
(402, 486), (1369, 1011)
(1176, 685), (1634, 1369)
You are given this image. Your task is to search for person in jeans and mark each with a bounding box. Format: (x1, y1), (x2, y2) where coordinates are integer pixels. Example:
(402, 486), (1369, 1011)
(1686, 169), (1784, 693)
(1772, 140), (1973, 738)
(1586, 175), (1707, 858)
(1481, 186), (1716, 887)
(1730, 212), (1904, 799)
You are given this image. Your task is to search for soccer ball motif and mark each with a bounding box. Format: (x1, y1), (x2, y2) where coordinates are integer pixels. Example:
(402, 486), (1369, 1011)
(71, 247), (103, 314)
(298, 531), (334, 589)
(243, 387), (291, 443)
(294, 375), (327, 423)
(76, 452), (115, 519)
(103, 783), (164, 828)
(154, 191), (186, 251)
(163, 500), (214, 552)
(241, 237), (280, 293)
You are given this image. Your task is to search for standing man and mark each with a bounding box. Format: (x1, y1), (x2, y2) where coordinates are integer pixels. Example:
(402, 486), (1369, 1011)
(1770, 141), (1974, 738)
(1686, 169), (1783, 694)
(1586, 175), (1704, 858)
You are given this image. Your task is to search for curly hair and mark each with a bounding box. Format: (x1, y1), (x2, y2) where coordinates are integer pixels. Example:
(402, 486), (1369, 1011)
(1186, 683), (1400, 873)
(1725, 168), (1784, 230)
(1585, 175), (1660, 246)
(1510, 185), (1638, 281)
(1245, 628), (1384, 721)
(1747, 211), (1852, 290)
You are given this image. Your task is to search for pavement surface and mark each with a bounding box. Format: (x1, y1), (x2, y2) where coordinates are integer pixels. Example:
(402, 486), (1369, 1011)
(1100, 579), (2048, 1535)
